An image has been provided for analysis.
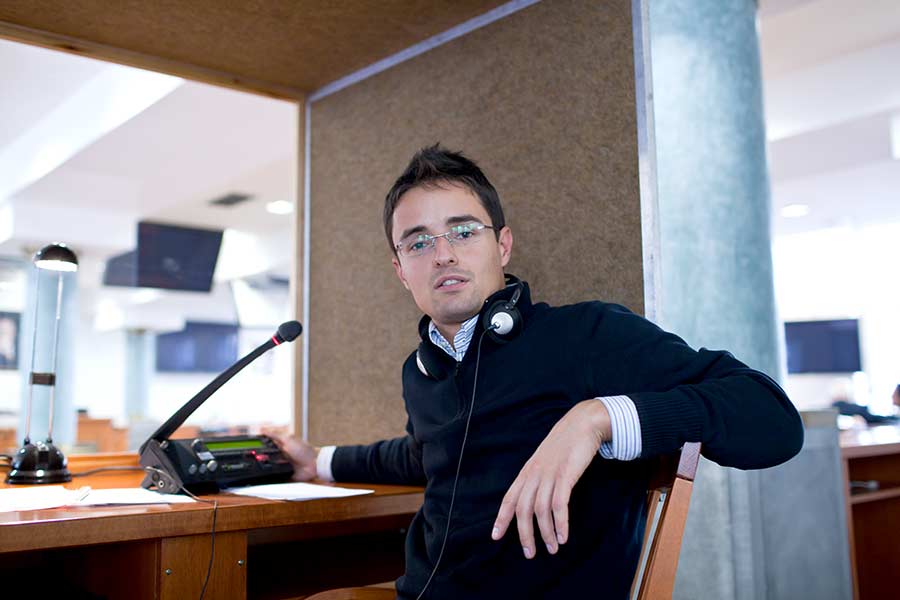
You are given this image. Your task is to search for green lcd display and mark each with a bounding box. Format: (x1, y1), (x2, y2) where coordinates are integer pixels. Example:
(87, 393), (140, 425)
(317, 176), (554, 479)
(204, 439), (266, 451)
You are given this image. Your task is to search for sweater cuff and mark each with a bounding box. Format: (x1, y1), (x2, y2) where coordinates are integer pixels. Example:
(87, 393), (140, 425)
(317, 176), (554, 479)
(629, 390), (705, 458)
(597, 395), (642, 461)
(316, 445), (336, 482)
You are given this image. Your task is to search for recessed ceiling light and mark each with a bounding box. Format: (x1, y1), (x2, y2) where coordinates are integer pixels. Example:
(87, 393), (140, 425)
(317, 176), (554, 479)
(781, 204), (810, 218)
(266, 200), (294, 215)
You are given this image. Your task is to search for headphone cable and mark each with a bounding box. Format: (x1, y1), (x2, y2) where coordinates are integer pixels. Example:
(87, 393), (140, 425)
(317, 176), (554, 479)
(415, 326), (493, 600)
(143, 466), (218, 600)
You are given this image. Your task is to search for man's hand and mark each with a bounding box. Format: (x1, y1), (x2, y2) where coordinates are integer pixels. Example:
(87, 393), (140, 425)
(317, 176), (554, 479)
(269, 434), (319, 481)
(491, 399), (611, 559)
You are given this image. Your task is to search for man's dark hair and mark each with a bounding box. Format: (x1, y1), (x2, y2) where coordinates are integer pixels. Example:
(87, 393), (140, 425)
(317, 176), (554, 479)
(383, 144), (505, 255)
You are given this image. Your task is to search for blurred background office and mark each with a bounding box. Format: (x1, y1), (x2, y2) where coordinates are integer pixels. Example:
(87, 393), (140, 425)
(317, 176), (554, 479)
(0, 46), (299, 453)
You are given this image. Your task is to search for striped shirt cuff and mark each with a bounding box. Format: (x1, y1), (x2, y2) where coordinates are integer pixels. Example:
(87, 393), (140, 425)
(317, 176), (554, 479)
(316, 445), (337, 481)
(597, 395), (642, 461)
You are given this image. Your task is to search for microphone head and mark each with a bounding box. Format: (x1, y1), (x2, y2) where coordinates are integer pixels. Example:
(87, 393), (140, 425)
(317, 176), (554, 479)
(276, 320), (303, 342)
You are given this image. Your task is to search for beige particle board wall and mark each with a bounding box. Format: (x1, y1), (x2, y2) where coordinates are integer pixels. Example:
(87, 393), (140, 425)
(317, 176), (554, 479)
(0, 1), (507, 97)
(308, 0), (642, 445)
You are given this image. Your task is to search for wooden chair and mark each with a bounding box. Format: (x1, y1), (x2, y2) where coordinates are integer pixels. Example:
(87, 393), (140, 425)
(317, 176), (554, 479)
(630, 441), (701, 600)
(306, 442), (702, 600)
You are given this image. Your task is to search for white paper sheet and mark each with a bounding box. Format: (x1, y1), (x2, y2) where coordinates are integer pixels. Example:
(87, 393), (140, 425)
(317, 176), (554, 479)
(0, 485), (88, 512)
(0, 485), (195, 512)
(224, 481), (373, 501)
(73, 487), (196, 506)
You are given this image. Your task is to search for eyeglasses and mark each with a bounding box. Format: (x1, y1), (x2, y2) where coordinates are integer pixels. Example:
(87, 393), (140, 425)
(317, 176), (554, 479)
(394, 222), (495, 257)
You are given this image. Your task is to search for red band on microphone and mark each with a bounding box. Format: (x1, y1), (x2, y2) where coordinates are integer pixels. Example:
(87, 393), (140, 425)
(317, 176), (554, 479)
(272, 335), (281, 346)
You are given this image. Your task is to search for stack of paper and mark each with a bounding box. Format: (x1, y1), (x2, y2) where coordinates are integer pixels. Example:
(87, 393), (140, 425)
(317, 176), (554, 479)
(224, 481), (373, 501)
(0, 485), (195, 512)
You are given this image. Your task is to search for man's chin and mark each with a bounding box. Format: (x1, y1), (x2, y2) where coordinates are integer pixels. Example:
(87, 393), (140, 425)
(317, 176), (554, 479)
(430, 302), (482, 326)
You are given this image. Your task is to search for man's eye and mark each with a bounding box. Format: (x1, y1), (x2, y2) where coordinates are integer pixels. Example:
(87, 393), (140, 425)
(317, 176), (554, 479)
(452, 224), (476, 240)
(409, 240), (429, 252)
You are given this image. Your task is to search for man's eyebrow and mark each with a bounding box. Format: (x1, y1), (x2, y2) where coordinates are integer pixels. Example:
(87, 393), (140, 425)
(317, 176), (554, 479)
(397, 215), (485, 242)
(445, 214), (484, 226)
(397, 224), (427, 242)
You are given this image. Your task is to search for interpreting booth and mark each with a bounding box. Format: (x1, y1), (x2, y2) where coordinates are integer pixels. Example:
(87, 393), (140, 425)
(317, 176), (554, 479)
(0, 1), (654, 598)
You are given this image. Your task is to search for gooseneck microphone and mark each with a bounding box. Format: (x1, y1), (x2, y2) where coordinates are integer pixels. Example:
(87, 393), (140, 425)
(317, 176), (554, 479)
(142, 320), (302, 447)
(139, 321), (302, 493)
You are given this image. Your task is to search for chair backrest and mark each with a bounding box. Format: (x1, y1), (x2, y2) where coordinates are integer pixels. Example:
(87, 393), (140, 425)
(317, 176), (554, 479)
(629, 442), (702, 600)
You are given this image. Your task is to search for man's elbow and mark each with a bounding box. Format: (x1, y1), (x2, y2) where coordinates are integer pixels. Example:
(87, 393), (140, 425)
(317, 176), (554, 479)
(732, 413), (805, 470)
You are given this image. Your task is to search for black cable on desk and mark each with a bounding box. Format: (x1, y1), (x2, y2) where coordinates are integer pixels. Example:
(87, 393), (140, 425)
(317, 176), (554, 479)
(70, 465), (145, 477)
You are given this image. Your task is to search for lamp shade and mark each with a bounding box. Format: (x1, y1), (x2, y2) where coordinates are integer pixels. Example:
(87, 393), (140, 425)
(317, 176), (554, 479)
(33, 243), (78, 272)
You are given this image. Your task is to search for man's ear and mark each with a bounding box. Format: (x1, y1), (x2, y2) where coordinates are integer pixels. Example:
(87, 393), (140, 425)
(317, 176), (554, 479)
(498, 226), (513, 267)
(392, 256), (410, 290)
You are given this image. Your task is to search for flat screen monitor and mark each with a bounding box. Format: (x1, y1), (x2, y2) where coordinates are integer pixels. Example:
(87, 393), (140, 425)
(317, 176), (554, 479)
(156, 321), (238, 373)
(103, 222), (223, 292)
(784, 319), (861, 374)
(136, 222), (222, 292)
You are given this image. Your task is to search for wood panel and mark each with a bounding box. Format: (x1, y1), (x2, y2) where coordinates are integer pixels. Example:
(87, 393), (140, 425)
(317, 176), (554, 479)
(160, 531), (247, 600)
(841, 427), (900, 600)
(0, 460), (423, 554)
(77, 415), (129, 453)
(0, 1), (507, 97)
(308, 0), (643, 445)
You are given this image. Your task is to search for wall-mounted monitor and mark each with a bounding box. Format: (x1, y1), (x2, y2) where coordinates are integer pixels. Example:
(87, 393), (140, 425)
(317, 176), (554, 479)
(784, 319), (861, 374)
(103, 221), (223, 292)
(156, 321), (238, 373)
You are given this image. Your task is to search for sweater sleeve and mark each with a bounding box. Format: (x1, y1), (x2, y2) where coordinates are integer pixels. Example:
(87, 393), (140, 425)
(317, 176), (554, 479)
(590, 303), (804, 470)
(330, 419), (426, 485)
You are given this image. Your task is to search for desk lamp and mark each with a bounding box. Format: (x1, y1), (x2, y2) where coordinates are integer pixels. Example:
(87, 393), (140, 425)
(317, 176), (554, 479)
(6, 243), (78, 484)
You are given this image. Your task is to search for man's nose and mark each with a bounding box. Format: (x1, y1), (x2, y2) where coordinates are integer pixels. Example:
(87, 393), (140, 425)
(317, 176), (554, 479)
(431, 235), (457, 266)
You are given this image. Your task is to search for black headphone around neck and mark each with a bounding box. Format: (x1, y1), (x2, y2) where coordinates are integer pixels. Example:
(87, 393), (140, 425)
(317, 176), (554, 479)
(481, 280), (523, 343)
(415, 280), (525, 379)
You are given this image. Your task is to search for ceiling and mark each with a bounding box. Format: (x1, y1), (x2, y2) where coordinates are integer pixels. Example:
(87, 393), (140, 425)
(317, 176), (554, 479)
(758, 0), (900, 235)
(0, 1), (507, 97)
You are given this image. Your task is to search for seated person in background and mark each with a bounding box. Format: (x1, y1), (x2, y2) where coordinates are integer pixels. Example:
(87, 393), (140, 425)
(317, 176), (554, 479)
(832, 389), (899, 425)
(894, 384), (900, 411)
(276, 145), (804, 599)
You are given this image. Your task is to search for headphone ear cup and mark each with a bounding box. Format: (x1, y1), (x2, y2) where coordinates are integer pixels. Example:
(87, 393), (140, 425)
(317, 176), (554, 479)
(415, 341), (454, 379)
(482, 300), (522, 343)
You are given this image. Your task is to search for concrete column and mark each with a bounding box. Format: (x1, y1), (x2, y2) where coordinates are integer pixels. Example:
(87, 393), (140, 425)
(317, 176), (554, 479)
(17, 267), (78, 448)
(647, 1), (851, 599)
(124, 328), (154, 420)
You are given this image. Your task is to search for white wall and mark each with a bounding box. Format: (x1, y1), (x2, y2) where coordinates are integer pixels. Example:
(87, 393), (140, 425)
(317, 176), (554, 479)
(773, 222), (900, 414)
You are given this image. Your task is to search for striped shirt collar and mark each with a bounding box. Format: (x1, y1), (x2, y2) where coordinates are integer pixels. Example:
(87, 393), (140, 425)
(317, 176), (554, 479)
(428, 315), (479, 362)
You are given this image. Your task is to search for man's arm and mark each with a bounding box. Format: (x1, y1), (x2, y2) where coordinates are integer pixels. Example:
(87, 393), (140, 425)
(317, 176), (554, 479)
(275, 421), (426, 486)
(594, 304), (804, 469)
(493, 302), (804, 559)
(329, 433), (426, 485)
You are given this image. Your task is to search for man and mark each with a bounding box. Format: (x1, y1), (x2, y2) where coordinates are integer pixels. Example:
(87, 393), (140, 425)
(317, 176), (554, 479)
(277, 145), (804, 599)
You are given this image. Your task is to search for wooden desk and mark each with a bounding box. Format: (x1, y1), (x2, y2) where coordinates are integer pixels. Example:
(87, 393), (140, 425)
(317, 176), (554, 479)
(0, 453), (423, 599)
(840, 425), (900, 600)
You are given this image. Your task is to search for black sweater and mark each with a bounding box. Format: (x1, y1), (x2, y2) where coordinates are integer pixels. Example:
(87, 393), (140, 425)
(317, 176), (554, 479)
(332, 281), (803, 599)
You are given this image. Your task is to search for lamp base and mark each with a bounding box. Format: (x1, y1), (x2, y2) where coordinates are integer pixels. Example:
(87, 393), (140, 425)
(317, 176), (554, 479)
(5, 439), (72, 484)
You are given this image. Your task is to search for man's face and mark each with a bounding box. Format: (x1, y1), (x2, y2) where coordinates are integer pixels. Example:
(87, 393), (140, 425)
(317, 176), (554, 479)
(391, 183), (512, 336)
